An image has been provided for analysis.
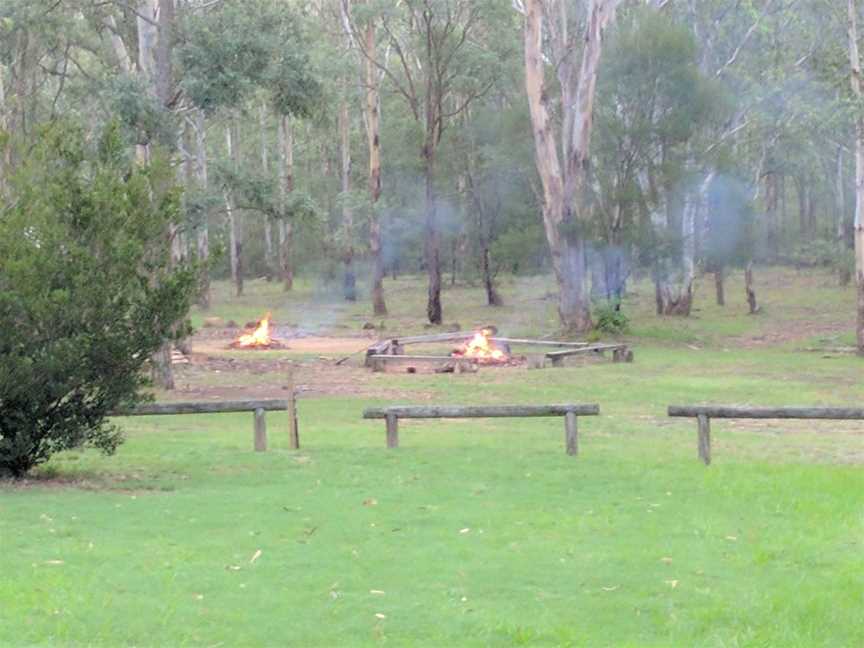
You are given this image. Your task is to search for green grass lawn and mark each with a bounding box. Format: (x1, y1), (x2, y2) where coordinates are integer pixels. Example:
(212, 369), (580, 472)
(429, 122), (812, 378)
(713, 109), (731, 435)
(2, 269), (863, 647)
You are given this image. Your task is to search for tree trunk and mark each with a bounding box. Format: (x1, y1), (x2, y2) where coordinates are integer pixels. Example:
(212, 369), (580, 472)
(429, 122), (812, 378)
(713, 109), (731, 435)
(745, 261), (758, 314)
(278, 115), (294, 291)
(714, 266), (725, 306)
(260, 102), (275, 282)
(765, 171), (779, 260)
(194, 110), (210, 308)
(424, 142), (443, 324)
(483, 247), (503, 306)
(137, 0), (174, 389)
(523, 0), (618, 333)
(363, 12), (387, 316)
(224, 121), (243, 297)
(0, 62), (8, 196)
(339, 96), (357, 301)
(837, 145), (852, 285)
(849, 0), (864, 353)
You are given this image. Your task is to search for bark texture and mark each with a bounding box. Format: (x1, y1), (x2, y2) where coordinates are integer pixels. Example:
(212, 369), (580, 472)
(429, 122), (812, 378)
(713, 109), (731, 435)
(362, 11), (387, 315)
(278, 115), (295, 291)
(849, 0), (864, 353)
(523, 0), (620, 332)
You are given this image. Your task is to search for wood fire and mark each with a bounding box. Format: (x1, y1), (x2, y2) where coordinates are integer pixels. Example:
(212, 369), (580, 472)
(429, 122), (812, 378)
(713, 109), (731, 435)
(230, 313), (283, 349)
(452, 328), (509, 364)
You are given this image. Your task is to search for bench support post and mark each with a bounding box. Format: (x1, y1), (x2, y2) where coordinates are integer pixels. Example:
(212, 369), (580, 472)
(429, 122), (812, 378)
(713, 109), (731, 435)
(287, 371), (300, 449)
(386, 414), (399, 448)
(697, 414), (711, 465)
(565, 411), (578, 456)
(254, 408), (267, 452)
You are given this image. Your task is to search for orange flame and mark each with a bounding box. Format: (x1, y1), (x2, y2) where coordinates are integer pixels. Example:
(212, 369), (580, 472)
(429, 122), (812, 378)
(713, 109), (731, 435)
(233, 313), (273, 348)
(453, 328), (508, 363)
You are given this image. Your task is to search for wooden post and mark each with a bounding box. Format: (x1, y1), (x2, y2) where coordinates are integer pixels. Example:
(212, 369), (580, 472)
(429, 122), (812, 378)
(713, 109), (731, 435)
(385, 413), (399, 448)
(564, 411), (578, 456)
(697, 414), (711, 465)
(287, 369), (299, 450)
(254, 408), (267, 452)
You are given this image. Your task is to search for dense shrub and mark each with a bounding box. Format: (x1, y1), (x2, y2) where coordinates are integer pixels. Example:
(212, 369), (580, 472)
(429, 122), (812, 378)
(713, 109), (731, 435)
(0, 124), (196, 478)
(592, 301), (630, 335)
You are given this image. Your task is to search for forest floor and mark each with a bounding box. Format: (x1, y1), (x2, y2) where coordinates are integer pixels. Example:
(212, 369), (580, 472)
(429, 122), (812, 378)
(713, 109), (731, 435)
(1, 267), (863, 647)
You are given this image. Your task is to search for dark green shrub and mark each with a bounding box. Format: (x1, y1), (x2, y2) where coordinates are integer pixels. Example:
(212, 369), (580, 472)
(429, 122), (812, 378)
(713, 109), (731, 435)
(0, 123), (196, 478)
(592, 302), (630, 335)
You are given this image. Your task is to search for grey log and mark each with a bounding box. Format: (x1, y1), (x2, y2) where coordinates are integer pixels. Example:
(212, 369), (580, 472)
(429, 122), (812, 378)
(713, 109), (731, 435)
(565, 411), (578, 456)
(386, 413), (399, 448)
(254, 408), (267, 452)
(113, 399), (289, 416)
(490, 338), (590, 348)
(364, 404), (599, 419)
(697, 414), (710, 465)
(668, 406), (864, 420)
(368, 355), (478, 362)
(546, 344), (626, 358)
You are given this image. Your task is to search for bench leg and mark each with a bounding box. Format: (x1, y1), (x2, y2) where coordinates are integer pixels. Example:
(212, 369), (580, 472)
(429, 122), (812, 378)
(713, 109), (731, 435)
(254, 408), (267, 452)
(386, 414), (399, 448)
(697, 414), (711, 465)
(565, 412), (578, 456)
(550, 356), (564, 368)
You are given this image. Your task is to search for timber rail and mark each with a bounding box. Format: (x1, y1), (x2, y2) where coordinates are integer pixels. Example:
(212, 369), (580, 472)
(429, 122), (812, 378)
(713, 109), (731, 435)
(668, 405), (864, 465)
(363, 404), (600, 455)
(112, 397), (300, 452)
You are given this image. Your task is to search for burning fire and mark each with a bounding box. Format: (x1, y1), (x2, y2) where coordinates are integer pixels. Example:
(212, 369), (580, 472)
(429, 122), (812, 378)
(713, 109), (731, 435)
(232, 312), (274, 348)
(453, 328), (508, 364)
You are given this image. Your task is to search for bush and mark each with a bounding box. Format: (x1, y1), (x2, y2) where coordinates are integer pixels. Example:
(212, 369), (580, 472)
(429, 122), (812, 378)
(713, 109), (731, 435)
(592, 301), (630, 335)
(0, 123), (196, 478)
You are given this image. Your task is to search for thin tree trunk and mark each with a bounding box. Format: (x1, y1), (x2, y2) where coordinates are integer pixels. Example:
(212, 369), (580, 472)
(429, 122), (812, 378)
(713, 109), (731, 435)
(224, 121), (243, 297)
(483, 247), (503, 306)
(260, 102), (275, 281)
(837, 145), (852, 285)
(0, 63), (8, 196)
(765, 171), (779, 259)
(361, 8), (387, 315)
(715, 267), (725, 306)
(848, 0), (864, 353)
(194, 110), (210, 308)
(340, 95), (356, 301)
(424, 143), (442, 324)
(278, 115), (295, 291)
(745, 261), (758, 314)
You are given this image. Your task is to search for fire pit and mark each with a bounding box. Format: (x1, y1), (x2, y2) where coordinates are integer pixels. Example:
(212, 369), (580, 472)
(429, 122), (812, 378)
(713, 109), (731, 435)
(229, 313), (287, 350)
(451, 327), (510, 365)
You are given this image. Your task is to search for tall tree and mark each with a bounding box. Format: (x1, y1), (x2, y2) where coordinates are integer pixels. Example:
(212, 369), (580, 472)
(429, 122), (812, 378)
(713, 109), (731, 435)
(848, 0), (864, 353)
(523, 0), (620, 333)
(370, 0), (506, 324)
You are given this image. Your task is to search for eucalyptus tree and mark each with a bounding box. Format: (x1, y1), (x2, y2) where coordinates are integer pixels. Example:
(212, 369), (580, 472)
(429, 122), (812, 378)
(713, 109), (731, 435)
(522, 0), (621, 333)
(179, 0), (319, 295)
(847, 0), (864, 353)
(363, 0), (511, 324)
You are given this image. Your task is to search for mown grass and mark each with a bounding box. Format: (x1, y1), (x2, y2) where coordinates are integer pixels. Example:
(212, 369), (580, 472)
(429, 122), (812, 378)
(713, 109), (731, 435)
(2, 268), (863, 647)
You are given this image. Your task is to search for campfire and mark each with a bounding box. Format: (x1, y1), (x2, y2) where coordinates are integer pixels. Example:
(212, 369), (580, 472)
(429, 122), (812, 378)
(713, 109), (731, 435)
(230, 312), (285, 349)
(451, 328), (510, 364)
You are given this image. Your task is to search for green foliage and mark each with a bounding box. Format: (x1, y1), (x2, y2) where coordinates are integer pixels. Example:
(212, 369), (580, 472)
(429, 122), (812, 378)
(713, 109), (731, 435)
(592, 301), (630, 335)
(0, 123), (196, 478)
(178, 0), (320, 116)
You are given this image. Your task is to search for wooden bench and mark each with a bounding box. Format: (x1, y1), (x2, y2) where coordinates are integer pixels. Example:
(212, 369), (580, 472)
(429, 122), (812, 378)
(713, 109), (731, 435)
(362, 404), (600, 455)
(667, 405), (864, 465)
(545, 344), (633, 367)
(112, 398), (299, 452)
